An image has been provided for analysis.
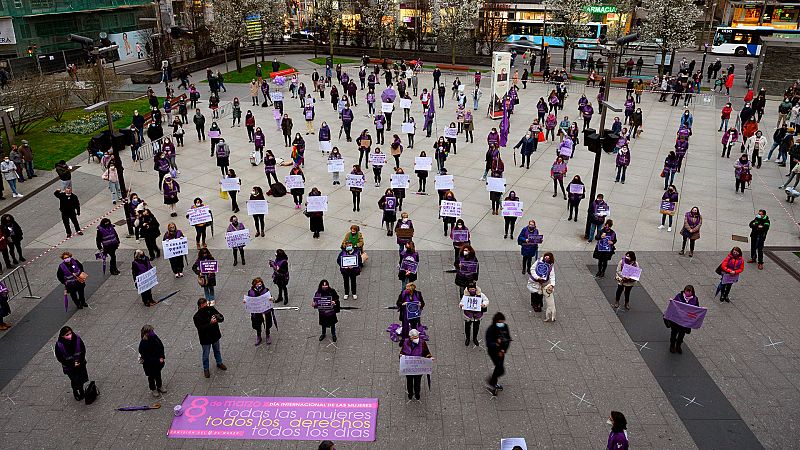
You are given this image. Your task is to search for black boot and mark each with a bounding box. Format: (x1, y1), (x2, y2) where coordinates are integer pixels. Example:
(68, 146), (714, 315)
(669, 341), (676, 353)
(472, 322), (480, 346)
(464, 322), (470, 346)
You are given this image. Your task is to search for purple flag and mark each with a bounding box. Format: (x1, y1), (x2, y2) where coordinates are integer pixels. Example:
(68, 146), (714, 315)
(663, 300), (707, 329)
(64, 292), (69, 312)
(423, 99), (435, 130)
(499, 105), (510, 147)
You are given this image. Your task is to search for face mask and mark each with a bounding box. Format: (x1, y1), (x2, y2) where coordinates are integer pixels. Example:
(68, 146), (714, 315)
(346, 246), (353, 252)
(252, 191), (257, 196)
(468, 290), (476, 296)
(196, 203), (201, 207)
(411, 338), (420, 344)
(757, 214), (763, 219)
(463, 251), (469, 256)
(496, 323), (506, 328)
(256, 284), (263, 290)
(64, 257), (71, 262)
(232, 220), (238, 225)
(606, 419), (613, 426)
(402, 218), (408, 222)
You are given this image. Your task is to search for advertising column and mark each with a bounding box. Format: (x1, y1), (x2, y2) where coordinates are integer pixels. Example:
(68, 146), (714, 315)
(490, 51), (511, 119)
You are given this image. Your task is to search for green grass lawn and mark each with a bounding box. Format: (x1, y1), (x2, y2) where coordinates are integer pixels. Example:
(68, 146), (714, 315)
(308, 57), (359, 66)
(202, 61), (293, 84)
(19, 97), (151, 170)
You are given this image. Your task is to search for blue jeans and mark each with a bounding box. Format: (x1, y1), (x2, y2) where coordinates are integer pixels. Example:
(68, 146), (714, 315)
(615, 165), (627, 182)
(203, 286), (215, 301)
(24, 161), (34, 178)
(767, 142), (780, 160)
(719, 117), (728, 131)
(588, 222), (602, 241)
(664, 170), (676, 189)
(201, 340), (222, 370)
(6, 178), (17, 195)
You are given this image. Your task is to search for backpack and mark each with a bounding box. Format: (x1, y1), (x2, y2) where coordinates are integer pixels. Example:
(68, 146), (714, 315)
(269, 182), (287, 197)
(84, 381), (99, 405)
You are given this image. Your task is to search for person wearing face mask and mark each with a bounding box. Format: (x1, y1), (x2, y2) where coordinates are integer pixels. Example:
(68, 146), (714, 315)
(263, 150), (279, 186)
(593, 220), (617, 277)
(57, 251), (88, 309)
(162, 174), (180, 217)
(455, 245), (479, 298)
(281, 114), (293, 146)
(392, 166), (407, 210)
(461, 282), (489, 347)
(95, 218), (121, 275)
(501, 191), (521, 238)
(54, 187), (82, 238)
(319, 121), (332, 154)
(716, 246), (744, 303)
(396, 282), (425, 343)
(587, 194), (609, 242)
(223, 169), (242, 213)
(745, 130), (767, 169)
(400, 328), (432, 400)
(0, 156), (21, 197)
(337, 243), (363, 300)
(517, 220), (540, 273)
(55, 326), (89, 400)
(306, 187), (325, 239)
(566, 175), (585, 221)
(193, 297), (226, 378)
(249, 186), (266, 238)
(526, 252), (555, 312)
(398, 240), (419, 290)
(227, 215), (246, 266)
(192, 248), (217, 304)
(658, 185), (679, 231)
(679, 207), (702, 257)
(349, 165), (365, 211)
(664, 285), (700, 355)
(215, 139), (231, 177)
(270, 249), (290, 304)
(341, 225), (364, 252)
(550, 157), (567, 198)
(748, 209), (770, 269)
(313, 279), (341, 342)
(328, 147), (343, 185)
(208, 121), (221, 155)
(246, 277), (275, 346)
(606, 411), (629, 449)
(378, 188), (398, 236)
(485, 312), (511, 396)
(163, 222), (185, 277)
(137, 209), (161, 260)
(395, 212), (415, 252)
(614, 146), (630, 183)
(132, 249), (156, 306)
(734, 154), (751, 193)
(513, 131), (536, 169)
(613, 251), (638, 310)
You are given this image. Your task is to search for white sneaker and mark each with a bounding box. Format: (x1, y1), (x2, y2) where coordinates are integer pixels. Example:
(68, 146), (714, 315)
(151, 389), (160, 398)
(353, 294), (358, 300)
(667, 227), (672, 232)
(657, 225), (664, 229)
(479, 177), (485, 181)
(344, 294), (348, 300)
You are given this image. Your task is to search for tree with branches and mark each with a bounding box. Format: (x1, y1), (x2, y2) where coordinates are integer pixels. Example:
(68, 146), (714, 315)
(259, 0), (288, 44)
(543, 0), (598, 70)
(431, 0), (480, 64)
(477, 0), (510, 55)
(362, 0), (398, 57)
(640, 0), (700, 76)
(0, 77), (47, 135)
(209, 0), (257, 72)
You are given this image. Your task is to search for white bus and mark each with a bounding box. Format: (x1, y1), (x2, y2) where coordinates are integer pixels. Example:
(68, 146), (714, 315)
(711, 26), (800, 56)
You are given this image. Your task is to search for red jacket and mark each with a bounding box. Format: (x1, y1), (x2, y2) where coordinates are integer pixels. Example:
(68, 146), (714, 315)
(721, 254), (744, 275)
(721, 105), (732, 119)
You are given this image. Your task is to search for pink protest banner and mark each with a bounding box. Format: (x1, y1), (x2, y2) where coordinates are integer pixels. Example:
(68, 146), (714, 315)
(663, 300), (707, 329)
(169, 396), (378, 441)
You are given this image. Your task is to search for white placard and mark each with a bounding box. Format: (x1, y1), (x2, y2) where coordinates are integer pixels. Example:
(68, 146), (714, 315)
(225, 228), (251, 248)
(162, 237), (188, 260)
(187, 206), (212, 226)
(369, 153), (387, 166)
(391, 174), (410, 188)
(399, 98), (412, 109)
(284, 175), (305, 189)
(306, 195), (328, 212)
(346, 174), (366, 189)
(270, 91), (284, 101)
(501, 201), (523, 217)
(319, 140), (332, 152)
(460, 295), (482, 312)
(440, 200), (462, 218)
(414, 157), (432, 171)
(135, 267), (158, 294)
(401, 122), (415, 134)
(246, 200), (269, 215)
(435, 175), (454, 190)
(327, 159), (345, 173)
(501, 438), (528, 450)
(220, 177), (240, 192)
(340, 255), (358, 268)
(486, 177), (506, 193)
(399, 355), (433, 376)
(244, 291), (274, 314)
(381, 102), (394, 113)
(444, 127), (457, 139)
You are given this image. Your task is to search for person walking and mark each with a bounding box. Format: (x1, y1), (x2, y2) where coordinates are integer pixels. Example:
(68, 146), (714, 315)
(193, 297), (226, 378)
(665, 285), (700, 354)
(54, 326), (89, 400)
(192, 248), (217, 304)
(246, 277), (275, 346)
(337, 243), (363, 300)
(748, 209), (770, 270)
(138, 325), (166, 397)
(163, 223), (185, 278)
(227, 215), (246, 266)
(397, 239), (418, 290)
(400, 328), (432, 400)
(270, 249), (290, 305)
(678, 207), (702, 256)
(95, 218), (120, 275)
(57, 252), (87, 309)
(0, 214), (23, 265)
(1, 156), (21, 197)
(613, 251), (639, 310)
(716, 247), (744, 303)
(485, 312), (511, 396)
(313, 280), (341, 342)
(461, 282), (489, 347)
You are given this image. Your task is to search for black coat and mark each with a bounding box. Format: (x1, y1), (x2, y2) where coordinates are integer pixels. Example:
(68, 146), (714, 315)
(54, 191), (80, 215)
(486, 323), (511, 357)
(138, 335), (165, 377)
(193, 306), (224, 345)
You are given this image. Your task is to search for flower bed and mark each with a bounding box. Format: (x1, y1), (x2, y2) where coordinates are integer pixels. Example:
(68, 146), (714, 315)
(47, 111), (123, 134)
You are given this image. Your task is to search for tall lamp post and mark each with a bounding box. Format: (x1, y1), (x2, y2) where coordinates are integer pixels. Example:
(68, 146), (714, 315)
(583, 33), (638, 239)
(69, 34), (135, 236)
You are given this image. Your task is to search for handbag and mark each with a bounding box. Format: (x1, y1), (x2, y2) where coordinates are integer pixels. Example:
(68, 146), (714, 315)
(219, 188), (229, 200)
(361, 251), (369, 264)
(714, 264), (724, 276)
(537, 131), (545, 143)
(84, 381), (99, 405)
(197, 275), (208, 287)
(77, 272), (88, 284)
(660, 169), (666, 178)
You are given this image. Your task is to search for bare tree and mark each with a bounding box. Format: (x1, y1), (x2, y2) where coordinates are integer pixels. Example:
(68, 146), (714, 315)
(258, 0), (288, 44)
(42, 80), (74, 122)
(0, 77), (47, 134)
(72, 67), (124, 106)
(312, 0), (343, 60)
(640, 0), (700, 76)
(478, 0), (510, 55)
(363, 0), (398, 57)
(209, 0), (257, 72)
(431, 0), (480, 64)
(543, 0), (598, 69)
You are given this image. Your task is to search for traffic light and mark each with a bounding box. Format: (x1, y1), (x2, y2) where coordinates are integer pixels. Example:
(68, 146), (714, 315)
(26, 46), (33, 57)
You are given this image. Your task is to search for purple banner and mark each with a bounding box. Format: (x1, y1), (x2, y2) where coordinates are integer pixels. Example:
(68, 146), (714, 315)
(663, 300), (707, 329)
(451, 229), (469, 242)
(385, 196), (397, 211)
(199, 260), (218, 274)
(460, 260), (478, 275)
(168, 396), (378, 441)
(399, 258), (418, 274)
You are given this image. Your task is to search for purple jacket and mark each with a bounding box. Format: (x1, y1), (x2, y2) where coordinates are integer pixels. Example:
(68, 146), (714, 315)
(374, 114), (386, 129)
(163, 180), (180, 198)
(607, 430), (629, 450)
(675, 139), (688, 156)
(487, 132), (499, 146)
(341, 109), (354, 124)
(319, 126), (331, 141)
(254, 132), (265, 149)
(591, 200), (609, 224)
(662, 191), (678, 203)
(97, 224), (120, 249)
(400, 338), (431, 357)
(163, 229), (184, 241)
(367, 93), (376, 104)
(227, 222), (244, 233)
(582, 104), (594, 118)
(132, 258), (152, 278)
(664, 156), (679, 171)
(624, 99), (635, 112)
(616, 151), (630, 167)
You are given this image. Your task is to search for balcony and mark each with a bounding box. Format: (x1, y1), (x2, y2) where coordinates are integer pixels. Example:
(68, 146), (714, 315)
(16, 0), (151, 17)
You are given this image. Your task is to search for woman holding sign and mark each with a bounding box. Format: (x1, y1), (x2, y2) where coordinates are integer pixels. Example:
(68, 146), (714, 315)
(371, 147), (384, 186)
(223, 169), (241, 213)
(249, 187), (266, 238)
(192, 248), (217, 304)
(349, 165), (364, 212)
(550, 157), (568, 199)
(318, 122), (331, 154)
(163, 223), (185, 277)
(227, 215), (246, 266)
(717, 247), (744, 303)
(665, 285), (700, 354)
(502, 191), (521, 239)
(357, 129), (372, 168)
(614, 251), (639, 310)
(527, 252), (555, 312)
(378, 188), (398, 236)
(307, 187), (325, 239)
(246, 278), (274, 346)
(328, 147), (343, 185)
(161, 174), (180, 217)
(263, 150), (278, 186)
(392, 167), (407, 210)
(132, 249), (156, 307)
(460, 282), (489, 347)
(398, 240), (419, 290)
(566, 175), (585, 222)
(400, 328), (432, 400)
(434, 137), (449, 174)
(517, 220), (540, 274)
(659, 186), (679, 232)
(396, 283), (425, 343)
(289, 165), (306, 209)
(455, 245), (479, 298)
(312, 279), (341, 342)
(337, 244), (363, 300)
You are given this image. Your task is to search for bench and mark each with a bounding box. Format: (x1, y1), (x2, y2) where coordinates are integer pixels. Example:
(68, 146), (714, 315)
(143, 93), (187, 125)
(270, 68), (298, 79)
(436, 64), (471, 72)
(368, 58), (393, 65)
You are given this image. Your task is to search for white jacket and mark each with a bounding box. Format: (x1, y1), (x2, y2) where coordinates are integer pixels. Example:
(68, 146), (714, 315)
(527, 258), (555, 295)
(745, 135), (767, 158)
